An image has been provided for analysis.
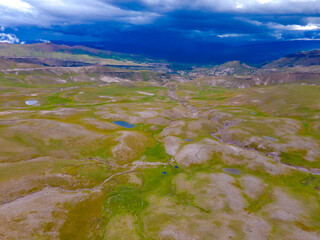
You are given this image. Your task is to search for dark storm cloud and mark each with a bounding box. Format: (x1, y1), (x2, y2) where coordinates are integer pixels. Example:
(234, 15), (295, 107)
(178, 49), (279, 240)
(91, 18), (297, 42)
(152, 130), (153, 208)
(1, 0), (320, 63)
(0, 0), (320, 40)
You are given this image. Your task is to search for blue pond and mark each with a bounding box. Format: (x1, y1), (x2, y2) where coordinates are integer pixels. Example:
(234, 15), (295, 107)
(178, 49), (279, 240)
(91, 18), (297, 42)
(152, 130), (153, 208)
(162, 172), (167, 175)
(113, 121), (136, 129)
(175, 166), (179, 169)
(184, 139), (193, 142)
(222, 168), (241, 175)
(25, 100), (38, 106)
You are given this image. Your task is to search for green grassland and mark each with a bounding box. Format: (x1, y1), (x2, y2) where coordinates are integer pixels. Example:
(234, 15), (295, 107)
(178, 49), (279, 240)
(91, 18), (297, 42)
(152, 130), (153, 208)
(0, 67), (320, 240)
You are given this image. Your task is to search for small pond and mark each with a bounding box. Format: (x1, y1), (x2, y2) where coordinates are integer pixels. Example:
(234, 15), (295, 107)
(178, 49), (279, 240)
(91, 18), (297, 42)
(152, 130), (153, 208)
(184, 139), (193, 142)
(113, 121), (136, 129)
(222, 168), (241, 175)
(25, 100), (38, 106)
(263, 136), (279, 142)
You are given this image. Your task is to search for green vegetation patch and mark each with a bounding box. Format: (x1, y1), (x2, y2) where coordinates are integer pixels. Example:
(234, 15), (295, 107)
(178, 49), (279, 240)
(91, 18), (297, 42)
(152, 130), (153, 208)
(245, 186), (273, 213)
(104, 165), (181, 217)
(280, 150), (320, 169)
(59, 193), (106, 240)
(105, 187), (145, 215)
(143, 141), (170, 162)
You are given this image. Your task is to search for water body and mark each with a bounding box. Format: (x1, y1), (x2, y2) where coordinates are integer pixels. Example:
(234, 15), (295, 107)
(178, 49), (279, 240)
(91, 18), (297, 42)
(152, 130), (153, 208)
(222, 168), (241, 175)
(263, 136), (279, 142)
(250, 112), (256, 115)
(184, 139), (193, 142)
(25, 100), (38, 106)
(113, 121), (136, 129)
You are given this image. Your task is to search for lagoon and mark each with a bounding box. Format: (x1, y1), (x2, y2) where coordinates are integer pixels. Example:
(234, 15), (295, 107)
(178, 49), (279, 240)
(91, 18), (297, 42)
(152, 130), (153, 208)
(113, 121), (136, 129)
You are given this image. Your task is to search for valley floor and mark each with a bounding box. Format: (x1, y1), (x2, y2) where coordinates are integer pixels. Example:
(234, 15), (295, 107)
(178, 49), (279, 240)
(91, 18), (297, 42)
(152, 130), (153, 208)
(0, 76), (320, 240)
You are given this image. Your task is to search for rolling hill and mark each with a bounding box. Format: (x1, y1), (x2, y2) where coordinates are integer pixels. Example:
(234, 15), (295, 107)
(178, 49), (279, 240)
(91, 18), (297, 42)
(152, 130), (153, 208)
(263, 50), (320, 69)
(0, 43), (320, 239)
(0, 42), (160, 66)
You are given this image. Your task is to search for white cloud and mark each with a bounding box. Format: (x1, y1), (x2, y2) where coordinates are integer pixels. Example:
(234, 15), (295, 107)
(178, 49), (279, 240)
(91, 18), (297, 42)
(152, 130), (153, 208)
(0, 33), (21, 43)
(0, 0), (33, 12)
(270, 32), (283, 40)
(0, 0), (318, 29)
(257, 0), (274, 4)
(37, 39), (50, 43)
(292, 24), (320, 30)
(0, 26), (4, 31)
(289, 37), (320, 40)
(0, 0), (319, 33)
(268, 22), (320, 31)
(217, 33), (248, 38)
(0, 0), (161, 27)
(141, 0), (320, 13)
(236, 3), (244, 9)
(122, 12), (161, 24)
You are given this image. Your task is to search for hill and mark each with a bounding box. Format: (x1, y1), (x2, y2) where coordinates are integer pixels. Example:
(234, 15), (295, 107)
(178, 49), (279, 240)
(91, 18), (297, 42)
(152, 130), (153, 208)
(263, 50), (320, 69)
(0, 43), (161, 66)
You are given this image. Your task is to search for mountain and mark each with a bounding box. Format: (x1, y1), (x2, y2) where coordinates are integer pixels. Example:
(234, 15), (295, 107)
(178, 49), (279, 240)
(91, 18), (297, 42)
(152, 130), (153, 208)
(0, 43), (171, 73)
(53, 39), (320, 65)
(2, 42), (320, 72)
(263, 50), (320, 69)
(215, 61), (256, 75)
(1, 42), (320, 88)
(0, 42), (160, 66)
(185, 61), (256, 79)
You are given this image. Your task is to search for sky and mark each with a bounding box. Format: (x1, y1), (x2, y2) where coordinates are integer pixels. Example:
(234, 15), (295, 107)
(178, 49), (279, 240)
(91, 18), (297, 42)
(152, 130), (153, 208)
(1, 0), (320, 63)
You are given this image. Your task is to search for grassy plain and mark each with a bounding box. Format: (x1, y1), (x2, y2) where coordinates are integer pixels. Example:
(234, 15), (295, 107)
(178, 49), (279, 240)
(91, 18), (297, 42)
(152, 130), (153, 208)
(0, 68), (319, 240)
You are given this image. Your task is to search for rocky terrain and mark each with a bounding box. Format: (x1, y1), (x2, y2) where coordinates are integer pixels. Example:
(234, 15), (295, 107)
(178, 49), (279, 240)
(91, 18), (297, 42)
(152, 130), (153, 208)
(0, 44), (320, 239)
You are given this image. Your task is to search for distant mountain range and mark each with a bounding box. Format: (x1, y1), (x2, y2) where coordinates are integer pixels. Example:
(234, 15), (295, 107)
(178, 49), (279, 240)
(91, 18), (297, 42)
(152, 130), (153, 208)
(1, 42), (320, 73)
(52, 40), (320, 65)
(1, 42), (320, 89)
(0, 42), (161, 66)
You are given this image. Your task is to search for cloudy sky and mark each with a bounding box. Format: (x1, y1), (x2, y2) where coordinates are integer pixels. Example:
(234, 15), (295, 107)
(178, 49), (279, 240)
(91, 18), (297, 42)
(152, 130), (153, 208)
(1, 0), (320, 62)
